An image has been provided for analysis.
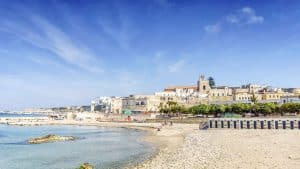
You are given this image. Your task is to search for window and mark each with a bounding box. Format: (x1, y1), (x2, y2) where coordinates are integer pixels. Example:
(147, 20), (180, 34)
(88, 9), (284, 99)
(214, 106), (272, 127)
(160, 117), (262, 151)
(203, 85), (206, 90)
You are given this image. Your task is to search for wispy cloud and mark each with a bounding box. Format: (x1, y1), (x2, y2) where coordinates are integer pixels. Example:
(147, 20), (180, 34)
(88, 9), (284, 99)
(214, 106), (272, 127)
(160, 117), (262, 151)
(168, 59), (186, 73)
(226, 7), (264, 24)
(204, 23), (221, 33)
(0, 15), (103, 73)
(98, 18), (131, 50)
(204, 7), (264, 33)
(29, 56), (78, 74)
(97, 4), (135, 51)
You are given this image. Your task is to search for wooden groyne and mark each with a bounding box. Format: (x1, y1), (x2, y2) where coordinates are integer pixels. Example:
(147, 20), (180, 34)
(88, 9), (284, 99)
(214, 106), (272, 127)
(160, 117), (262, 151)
(208, 118), (300, 129)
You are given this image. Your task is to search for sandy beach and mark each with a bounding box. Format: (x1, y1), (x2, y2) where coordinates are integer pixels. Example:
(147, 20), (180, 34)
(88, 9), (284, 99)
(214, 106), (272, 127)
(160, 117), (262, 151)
(2, 118), (300, 169)
(136, 125), (300, 169)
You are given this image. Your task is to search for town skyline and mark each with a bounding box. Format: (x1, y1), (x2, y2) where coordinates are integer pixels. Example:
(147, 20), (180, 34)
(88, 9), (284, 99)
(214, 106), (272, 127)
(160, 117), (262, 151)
(1, 0), (300, 109)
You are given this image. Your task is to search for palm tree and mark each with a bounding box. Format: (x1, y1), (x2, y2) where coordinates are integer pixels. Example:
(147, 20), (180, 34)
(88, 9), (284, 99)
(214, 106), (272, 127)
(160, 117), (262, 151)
(250, 92), (258, 104)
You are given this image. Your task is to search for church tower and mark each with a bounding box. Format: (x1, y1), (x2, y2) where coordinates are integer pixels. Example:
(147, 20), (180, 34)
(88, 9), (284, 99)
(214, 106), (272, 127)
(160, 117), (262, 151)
(197, 75), (210, 94)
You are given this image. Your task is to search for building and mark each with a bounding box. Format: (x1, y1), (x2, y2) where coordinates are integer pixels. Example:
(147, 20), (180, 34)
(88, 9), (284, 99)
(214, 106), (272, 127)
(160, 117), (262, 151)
(280, 96), (300, 104)
(91, 97), (122, 114)
(122, 95), (161, 113)
(91, 74), (300, 113)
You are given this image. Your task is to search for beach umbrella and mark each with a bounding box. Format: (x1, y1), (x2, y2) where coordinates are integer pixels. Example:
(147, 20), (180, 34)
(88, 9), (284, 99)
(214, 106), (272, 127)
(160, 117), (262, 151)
(123, 110), (132, 116)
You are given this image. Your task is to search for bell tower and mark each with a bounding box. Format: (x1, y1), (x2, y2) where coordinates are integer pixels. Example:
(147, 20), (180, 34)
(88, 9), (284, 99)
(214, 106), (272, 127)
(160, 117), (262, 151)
(197, 75), (210, 94)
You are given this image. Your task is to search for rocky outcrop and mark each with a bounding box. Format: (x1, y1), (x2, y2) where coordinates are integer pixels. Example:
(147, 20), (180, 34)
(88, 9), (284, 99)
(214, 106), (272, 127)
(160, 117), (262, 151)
(27, 134), (77, 144)
(77, 163), (94, 169)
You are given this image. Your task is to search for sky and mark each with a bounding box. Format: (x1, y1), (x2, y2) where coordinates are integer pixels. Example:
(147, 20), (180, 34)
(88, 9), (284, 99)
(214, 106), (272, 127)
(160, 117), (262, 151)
(1, 0), (300, 110)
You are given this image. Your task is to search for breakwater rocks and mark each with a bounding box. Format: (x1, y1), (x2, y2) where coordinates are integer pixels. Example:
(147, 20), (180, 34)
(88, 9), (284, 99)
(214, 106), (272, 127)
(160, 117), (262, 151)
(27, 134), (77, 144)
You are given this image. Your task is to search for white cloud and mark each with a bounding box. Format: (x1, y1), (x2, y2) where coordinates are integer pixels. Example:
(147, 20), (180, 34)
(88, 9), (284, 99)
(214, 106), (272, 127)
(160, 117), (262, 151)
(204, 23), (221, 33)
(226, 15), (239, 24)
(168, 59), (186, 73)
(0, 16), (103, 74)
(227, 7), (264, 24)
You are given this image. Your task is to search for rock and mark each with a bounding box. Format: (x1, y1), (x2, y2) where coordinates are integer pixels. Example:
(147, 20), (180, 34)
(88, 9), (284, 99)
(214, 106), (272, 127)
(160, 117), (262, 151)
(77, 163), (94, 169)
(27, 134), (77, 144)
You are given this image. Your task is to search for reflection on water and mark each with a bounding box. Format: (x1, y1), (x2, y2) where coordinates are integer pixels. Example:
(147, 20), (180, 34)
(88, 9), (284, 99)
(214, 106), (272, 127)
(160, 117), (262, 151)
(0, 125), (154, 169)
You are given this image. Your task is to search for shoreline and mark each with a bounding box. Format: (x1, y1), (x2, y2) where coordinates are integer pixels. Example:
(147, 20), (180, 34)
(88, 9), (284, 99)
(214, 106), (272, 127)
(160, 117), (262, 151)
(0, 118), (189, 169)
(2, 118), (300, 168)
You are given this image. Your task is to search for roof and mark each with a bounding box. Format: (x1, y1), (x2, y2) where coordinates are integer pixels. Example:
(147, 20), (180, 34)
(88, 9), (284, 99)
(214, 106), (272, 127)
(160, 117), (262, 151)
(212, 86), (230, 89)
(164, 85), (198, 91)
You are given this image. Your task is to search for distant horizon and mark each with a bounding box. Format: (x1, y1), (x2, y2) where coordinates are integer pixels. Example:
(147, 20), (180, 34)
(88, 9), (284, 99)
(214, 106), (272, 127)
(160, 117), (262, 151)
(1, 0), (300, 109)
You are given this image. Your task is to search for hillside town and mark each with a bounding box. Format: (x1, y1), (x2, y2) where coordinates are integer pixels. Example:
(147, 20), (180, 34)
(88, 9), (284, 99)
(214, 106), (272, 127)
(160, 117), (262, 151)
(91, 75), (300, 115)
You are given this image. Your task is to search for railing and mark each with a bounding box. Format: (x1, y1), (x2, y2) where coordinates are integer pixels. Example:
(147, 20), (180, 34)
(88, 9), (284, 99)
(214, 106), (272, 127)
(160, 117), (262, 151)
(208, 118), (300, 129)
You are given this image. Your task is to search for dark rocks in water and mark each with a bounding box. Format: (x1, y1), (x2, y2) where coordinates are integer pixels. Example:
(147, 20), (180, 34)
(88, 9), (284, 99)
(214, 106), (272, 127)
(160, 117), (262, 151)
(77, 163), (94, 169)
(27, 134), (77, 144)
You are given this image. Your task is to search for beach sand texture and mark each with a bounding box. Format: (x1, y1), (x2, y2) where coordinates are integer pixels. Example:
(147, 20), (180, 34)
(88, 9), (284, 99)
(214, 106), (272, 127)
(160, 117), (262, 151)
(137, 126), (300, 169)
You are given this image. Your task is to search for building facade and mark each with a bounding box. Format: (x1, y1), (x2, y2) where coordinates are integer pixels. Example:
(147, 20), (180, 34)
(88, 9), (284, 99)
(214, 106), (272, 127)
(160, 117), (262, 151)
(91, 74), (300, 114)
(91, 97), (122, 114)
(122, 95), (161, 113)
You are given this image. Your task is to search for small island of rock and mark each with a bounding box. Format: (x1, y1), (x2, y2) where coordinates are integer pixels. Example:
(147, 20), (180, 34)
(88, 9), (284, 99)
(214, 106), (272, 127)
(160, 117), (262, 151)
(27, 134), (77, 144)
(77, 163), (94, 169)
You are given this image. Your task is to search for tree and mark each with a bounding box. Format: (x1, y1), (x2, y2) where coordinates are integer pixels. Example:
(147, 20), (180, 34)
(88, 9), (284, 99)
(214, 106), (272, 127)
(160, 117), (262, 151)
(208, 77), (215, 88)
(188, 106), (198, 115)
(209, 104), (226, 117)
(258, 103), (273, 116)
(250, 92), (258, 104)
(281, 103), (300, 115)
(231, 104), (244, 114)
(198, 104), (210, 117)
(225, 104), (232, 113)
(250, 104), (260, 116)
(189, 104), (210, 116)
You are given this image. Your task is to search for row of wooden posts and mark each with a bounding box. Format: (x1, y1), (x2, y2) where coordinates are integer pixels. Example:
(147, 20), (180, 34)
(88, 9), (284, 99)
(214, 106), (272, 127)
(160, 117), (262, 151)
(209, 119), (300, 129)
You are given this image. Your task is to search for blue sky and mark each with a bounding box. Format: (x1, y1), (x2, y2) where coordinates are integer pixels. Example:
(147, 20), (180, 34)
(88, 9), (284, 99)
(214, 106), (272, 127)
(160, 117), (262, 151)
(1, 0), (300, 110)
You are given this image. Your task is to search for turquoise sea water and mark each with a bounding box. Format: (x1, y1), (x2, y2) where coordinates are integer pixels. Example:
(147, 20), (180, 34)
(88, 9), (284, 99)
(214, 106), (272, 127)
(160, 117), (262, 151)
(0, 125), (154, 169)
(0, 112), (45, 118)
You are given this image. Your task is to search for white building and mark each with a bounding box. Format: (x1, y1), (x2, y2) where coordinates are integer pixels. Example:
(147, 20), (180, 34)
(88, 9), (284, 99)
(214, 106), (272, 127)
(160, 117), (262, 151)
(91, 96), (122, 114)
(280, 96), (300, 104)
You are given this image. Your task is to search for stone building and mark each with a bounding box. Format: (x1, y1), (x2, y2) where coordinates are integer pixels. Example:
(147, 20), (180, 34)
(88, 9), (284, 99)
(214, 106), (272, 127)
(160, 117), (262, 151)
(91, 74), (300, 114)
(122, 95), (161, 113)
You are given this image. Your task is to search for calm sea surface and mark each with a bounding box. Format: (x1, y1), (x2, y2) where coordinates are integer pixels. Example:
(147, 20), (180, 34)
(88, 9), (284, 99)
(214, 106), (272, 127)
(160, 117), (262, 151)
(0, 125), (154, 169)
(0, 112), (45, 118)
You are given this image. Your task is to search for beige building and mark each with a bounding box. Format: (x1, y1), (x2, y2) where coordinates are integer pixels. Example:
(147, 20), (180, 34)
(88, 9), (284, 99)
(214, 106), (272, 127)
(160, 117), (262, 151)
(122, 95), (161, 113)
(92, 75), (300, 114)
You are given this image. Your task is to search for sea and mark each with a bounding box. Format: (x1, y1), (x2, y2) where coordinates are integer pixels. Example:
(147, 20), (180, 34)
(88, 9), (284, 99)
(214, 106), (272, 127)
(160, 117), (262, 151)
(0, 112), (46, 118)
(0, 123), (154, 169)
